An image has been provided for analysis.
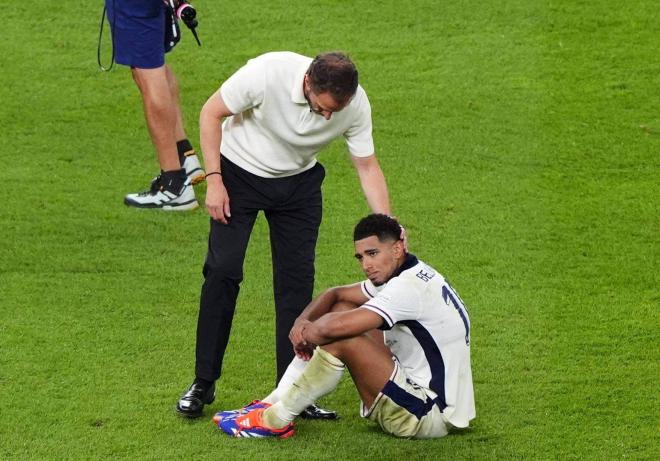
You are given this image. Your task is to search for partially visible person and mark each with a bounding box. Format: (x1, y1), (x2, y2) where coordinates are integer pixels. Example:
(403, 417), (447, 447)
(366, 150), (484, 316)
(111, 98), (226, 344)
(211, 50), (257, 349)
(214, 214), (475, 439)
(105, 0), (204, 210)
(175, 51), (393, 419)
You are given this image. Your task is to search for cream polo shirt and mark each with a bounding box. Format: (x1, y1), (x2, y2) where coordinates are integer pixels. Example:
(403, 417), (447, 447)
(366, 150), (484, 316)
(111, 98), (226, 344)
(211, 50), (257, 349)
(219, 51), (374, 178)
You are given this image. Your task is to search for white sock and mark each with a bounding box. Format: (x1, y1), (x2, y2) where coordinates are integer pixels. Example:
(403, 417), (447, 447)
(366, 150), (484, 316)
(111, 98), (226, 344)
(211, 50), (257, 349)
(263, 347), (345, 428)
(262, 356), (308, 404)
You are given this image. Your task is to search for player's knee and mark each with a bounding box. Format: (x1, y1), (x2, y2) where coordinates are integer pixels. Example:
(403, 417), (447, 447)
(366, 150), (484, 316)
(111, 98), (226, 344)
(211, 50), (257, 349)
(132, 69), (170, 102)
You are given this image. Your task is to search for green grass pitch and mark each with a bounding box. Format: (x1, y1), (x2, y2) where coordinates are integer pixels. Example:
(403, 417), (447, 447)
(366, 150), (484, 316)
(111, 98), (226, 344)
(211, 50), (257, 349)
(1, 0), (658, 459)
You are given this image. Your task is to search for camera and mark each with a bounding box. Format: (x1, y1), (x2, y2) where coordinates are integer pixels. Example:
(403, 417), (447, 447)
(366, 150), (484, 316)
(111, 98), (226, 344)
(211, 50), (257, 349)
(170, 0), (201, 46)
(175, 2), (198, 30)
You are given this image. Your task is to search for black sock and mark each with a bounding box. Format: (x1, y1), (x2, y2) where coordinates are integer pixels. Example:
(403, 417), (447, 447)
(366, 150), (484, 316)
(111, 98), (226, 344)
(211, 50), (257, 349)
(160, 168), (187, 193)
(177, 139), (194, 166)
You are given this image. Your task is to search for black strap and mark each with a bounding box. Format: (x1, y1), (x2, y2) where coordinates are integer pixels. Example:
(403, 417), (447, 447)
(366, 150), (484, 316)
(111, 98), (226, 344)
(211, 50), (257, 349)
(97, 3), (115, 71)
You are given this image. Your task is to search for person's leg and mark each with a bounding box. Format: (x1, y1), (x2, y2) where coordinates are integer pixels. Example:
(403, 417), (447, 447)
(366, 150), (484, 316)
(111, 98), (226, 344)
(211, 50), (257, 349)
(177, 210), (257, 417)
(262, 300), (370, 404)
(131, 66), (180, 172)
(261, 356), (308, 404)
(262, 332), (393, 428)
(107, 2), (195, 208)
(164, 64), (187, 142)
(265, 206), (320, 381)
(177, 160), (266, 417)
(124, 69), (196, 210)
(165, 64), (205, 183)
(194, 209), (258, 382)
(264, 163), (325, 382)
(323, 334), (394, 408)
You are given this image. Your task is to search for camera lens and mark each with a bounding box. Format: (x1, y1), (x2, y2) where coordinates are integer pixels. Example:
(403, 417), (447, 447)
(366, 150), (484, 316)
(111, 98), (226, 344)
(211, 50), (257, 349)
(180, 5), (196, 21)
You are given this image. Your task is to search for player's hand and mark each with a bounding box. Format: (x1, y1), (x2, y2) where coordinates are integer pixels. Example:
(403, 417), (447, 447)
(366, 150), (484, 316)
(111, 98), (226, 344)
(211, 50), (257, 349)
(399, 225), (408, 252)
(389, 215), (409, 252)
(294, 343), (315, 361)
(205, 178), (231, 224)
(289, 318), (311, 347)
(290, 319), (314, 360)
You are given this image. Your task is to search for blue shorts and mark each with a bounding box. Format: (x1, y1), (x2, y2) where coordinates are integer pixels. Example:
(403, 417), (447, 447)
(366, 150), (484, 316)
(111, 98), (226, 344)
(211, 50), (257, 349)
(105, 0), (175, 69)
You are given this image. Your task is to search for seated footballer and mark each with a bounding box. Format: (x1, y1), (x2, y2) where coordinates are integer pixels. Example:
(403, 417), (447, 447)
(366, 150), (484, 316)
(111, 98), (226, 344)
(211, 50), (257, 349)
(213, 214), (475, 439)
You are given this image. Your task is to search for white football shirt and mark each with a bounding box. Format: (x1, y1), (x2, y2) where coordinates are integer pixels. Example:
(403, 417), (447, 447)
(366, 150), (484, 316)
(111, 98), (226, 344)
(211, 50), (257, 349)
(360, 254), (476, 428)
(219, 51), (374, 178)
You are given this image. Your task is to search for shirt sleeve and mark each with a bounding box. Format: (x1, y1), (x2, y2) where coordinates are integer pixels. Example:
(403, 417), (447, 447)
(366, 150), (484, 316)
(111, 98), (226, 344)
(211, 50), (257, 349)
(344, 87), (374, 157)
(360, 279), (382, 298)
(360, 279), (422, 329)
(219, 57), (266, 114)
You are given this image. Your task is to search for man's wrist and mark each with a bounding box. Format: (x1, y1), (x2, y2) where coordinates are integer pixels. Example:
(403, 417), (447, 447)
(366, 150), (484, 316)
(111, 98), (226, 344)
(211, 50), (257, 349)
(205, 171), (222, 179)
(205, 171), (224, 185)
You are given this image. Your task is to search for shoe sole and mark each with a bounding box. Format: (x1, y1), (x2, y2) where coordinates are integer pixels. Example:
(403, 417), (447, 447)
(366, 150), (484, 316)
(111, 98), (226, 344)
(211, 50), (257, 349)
(233, 429), (295, 439)
(124, 198), (199, 211)
(175, 405), (203, 419)
(163, 200), (199, 211)
(299, 409), (339, 420)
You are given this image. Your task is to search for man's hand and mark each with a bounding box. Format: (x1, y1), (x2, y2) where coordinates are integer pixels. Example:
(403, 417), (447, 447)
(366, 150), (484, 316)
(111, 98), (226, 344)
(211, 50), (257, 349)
(399, 223), (409, 252)
(290, 319), (315, 361)
(205, 177), (231, 224)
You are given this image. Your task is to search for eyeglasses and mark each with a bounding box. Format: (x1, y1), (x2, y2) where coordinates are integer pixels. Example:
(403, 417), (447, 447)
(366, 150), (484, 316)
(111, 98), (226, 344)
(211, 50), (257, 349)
(304, 89), (329, 116)
(303, 83), (348, 120)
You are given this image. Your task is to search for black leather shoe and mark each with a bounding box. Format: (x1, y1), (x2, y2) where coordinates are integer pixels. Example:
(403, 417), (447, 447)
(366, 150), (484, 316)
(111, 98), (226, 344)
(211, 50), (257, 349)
(300, 404), (339, 420)
(175, 381), (215, 418)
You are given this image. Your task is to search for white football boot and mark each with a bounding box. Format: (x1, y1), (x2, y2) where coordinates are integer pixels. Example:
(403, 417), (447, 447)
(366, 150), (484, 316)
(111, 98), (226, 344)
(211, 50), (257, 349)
(124, 175), (198, 211)
(183, 152), (205, 185)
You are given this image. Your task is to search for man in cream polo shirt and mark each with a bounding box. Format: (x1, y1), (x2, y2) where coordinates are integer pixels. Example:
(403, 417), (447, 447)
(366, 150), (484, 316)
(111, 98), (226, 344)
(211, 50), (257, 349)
(176, 51), (393, 419)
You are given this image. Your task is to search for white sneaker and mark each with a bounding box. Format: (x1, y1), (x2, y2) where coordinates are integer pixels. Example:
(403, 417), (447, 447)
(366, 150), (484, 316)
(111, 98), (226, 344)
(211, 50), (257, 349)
(124, 176), (198, 211)
(183, 153), (205, 185)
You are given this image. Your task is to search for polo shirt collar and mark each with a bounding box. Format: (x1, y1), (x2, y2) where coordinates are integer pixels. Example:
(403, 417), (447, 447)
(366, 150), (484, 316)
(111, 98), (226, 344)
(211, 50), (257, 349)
(291, 59), (312, 104)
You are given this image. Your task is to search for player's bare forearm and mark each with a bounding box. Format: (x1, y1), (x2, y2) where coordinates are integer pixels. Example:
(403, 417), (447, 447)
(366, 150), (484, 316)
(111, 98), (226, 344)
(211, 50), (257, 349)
(302, 313), (349, 345)
(290, 284), (369, 355)
(302, 309), (384, 346)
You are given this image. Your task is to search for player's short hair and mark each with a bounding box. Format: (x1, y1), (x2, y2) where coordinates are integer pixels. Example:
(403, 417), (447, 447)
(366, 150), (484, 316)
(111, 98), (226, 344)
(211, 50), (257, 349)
(306, 52), (358, 104)
(353, 214), (402, 243)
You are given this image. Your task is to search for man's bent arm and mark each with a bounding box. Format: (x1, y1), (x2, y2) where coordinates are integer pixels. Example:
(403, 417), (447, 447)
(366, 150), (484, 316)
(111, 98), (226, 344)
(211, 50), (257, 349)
(351, 155), (391, 215)
(200, 89), (234, 222)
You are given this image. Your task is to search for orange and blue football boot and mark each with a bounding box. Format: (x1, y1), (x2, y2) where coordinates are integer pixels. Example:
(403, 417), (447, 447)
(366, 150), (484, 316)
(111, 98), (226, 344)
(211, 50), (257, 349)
(219, 407), (295, 439)
(212, 400), (271, 425)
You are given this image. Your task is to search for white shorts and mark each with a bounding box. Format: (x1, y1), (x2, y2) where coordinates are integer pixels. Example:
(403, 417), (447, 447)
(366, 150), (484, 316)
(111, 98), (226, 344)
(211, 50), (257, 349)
(361, 359), (449, 439)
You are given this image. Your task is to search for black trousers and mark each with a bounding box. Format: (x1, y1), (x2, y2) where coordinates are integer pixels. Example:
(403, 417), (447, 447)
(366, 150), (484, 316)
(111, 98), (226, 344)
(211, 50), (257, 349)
(195, 157), (325, 383)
